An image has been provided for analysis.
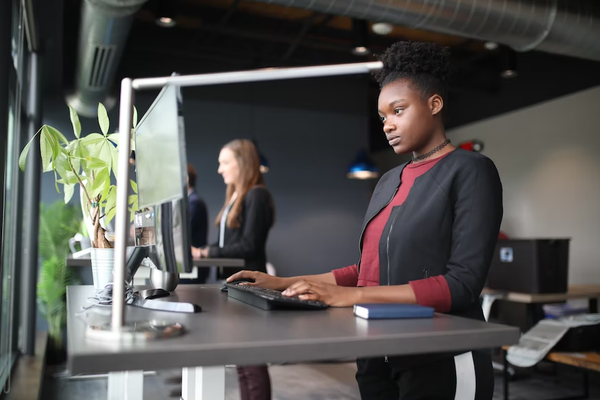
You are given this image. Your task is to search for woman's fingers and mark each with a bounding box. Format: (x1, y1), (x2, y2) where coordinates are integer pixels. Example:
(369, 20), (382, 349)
(283, 280), (318, 296)
(298, 293), (321, 301)
(226, 270), (256, 282)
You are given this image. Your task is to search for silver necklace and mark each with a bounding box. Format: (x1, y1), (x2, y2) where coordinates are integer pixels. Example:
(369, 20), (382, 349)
(412, 139), (451, 163)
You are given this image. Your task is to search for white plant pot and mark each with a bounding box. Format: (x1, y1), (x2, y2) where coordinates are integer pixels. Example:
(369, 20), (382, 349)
(90, 248), (114, 290)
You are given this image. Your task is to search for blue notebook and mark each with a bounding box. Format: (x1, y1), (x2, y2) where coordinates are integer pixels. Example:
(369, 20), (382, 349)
(353, 303), (434, 319)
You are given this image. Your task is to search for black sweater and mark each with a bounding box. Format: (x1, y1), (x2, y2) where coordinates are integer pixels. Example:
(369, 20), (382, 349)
(208, 187), (274, 275)
(362, 148), (503, 321)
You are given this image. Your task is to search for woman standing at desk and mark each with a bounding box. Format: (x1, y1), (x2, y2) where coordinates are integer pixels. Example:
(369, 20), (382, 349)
(228, 41), (503, 400)
(193, 138), (274, 400)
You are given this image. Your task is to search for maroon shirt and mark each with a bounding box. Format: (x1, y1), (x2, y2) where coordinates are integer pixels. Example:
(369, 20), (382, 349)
(332, 152), (453, 312)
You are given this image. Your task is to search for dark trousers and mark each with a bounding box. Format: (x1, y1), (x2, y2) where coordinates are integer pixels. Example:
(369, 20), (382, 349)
(356, 351), (494, 400)
(237, 365), (271, 400)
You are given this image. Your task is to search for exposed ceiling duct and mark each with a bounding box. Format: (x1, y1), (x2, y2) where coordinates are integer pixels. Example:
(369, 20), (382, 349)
(67, 0), (148, 117)
(257, 0), (600, 62)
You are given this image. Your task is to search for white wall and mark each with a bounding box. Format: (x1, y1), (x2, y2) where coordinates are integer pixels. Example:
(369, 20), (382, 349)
(447, 86), (600, 285)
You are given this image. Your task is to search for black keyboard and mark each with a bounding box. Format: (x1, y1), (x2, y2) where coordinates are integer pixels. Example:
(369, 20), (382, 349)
(225, 283), (329, 311)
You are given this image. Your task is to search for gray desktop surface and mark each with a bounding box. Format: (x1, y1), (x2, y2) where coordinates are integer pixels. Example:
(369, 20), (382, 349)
(67, 285), (519, 375)
(66, 255), (244, 268)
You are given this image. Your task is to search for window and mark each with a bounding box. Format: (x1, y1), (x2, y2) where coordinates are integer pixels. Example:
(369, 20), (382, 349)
(0, 0), (25, 390)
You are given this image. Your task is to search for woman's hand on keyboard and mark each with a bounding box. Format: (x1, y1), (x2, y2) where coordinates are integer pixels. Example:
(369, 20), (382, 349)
(281, 280), (359, 307)
(226, 270), (287, 291)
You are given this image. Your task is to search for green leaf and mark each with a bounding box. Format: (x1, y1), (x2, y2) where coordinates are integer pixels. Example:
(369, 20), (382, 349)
(95, 140), (113, 175)
(133, 106), (138, 129)
(19, 135), (35, 172)
(83, 157), (107, 170)
(101, 182), (112, 204)
(38, 201), (82, 261)
(46, 125), (69, 146)
(91, 168), (109, 197)
(53, 153), (72, 182)
(64, 183), (75, 203)
(128, 194), (137, 205)
(107, 133), (119, 145)
(102, 179), (111, 204)
(53, 170), (60, 193)
(106, 206), (117, 226)
(104, 187), (117, 216)
(110, 145), (119, 178)
(98, 103), (109, 135)
(41, 129), (53, 172)
(56, 172), (80, 185)
(108, 132), (135, 162)
(68, 106), (81, 139)
(130, 180), (137, 194)
(42, 127), (61, 164)
(71, 142), (82, 174)
(80, 133), (106, 147)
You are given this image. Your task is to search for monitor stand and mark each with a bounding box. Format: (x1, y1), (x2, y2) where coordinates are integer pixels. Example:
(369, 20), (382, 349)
(85, 247), (201, 342)
(127, 290), (202, 313)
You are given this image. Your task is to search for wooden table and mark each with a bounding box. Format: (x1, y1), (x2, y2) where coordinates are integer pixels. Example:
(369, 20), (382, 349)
(502, 346), (600, 400)
(483, 285), (600, 310)
(482, 285), (600, 331)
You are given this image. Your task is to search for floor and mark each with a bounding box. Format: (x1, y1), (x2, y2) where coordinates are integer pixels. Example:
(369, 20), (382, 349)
(42, 360), (600, 400)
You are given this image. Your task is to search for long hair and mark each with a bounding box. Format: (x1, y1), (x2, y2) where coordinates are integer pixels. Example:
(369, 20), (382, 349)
(215, 139), (266, 229)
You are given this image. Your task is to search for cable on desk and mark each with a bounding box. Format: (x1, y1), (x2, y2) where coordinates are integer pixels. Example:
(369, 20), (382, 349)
(77, 283), (136, 314)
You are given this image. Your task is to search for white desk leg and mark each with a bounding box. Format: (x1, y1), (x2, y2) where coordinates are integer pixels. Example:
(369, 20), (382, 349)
(181, 366), (225, 400)
(108, 370), (144, 400)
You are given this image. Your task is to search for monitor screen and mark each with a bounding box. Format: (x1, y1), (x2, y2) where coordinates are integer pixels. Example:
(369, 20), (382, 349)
(133, 83), (192, 274)
(135, 84), (187, 208)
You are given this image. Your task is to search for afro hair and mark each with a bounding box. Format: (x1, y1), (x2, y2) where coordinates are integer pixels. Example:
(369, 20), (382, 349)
(374, 41), (451, 102)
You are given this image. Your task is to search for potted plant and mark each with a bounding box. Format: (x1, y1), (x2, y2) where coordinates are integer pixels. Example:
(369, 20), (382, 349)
(20, 104), (139, 287)
(37, 201), (82, 364)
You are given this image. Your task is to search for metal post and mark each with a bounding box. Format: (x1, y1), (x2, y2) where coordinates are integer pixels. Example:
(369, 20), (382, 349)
(111, 78), (133, 329)
(0, 0), (11, 261)
(20, 51), (42, 355)
(0, 0), (11, 344)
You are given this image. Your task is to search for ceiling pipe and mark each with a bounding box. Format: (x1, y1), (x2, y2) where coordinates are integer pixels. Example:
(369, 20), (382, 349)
(257, 0), (600, 62)
(66, 0), (148, 117)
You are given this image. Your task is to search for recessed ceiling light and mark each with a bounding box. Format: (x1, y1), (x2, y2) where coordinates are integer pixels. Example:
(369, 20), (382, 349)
(501, 69), (518, 78)
(484, 41), (499, 50)
(372, 22), (393, 35)
(351, 19), (370, 56)
(156, 16), (176, 28)
(500, 49), (518, 78)
(352, 46), (369, 56)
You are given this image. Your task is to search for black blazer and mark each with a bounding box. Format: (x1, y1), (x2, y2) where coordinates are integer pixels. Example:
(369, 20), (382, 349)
(208, 187), (274, 276)
(188, 190), (208, 248)
(362, 148), (503, 321)
(186, 189), (209, 283)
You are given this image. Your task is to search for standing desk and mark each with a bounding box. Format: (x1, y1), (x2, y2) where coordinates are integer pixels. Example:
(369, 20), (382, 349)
(67, 284), (520, 400)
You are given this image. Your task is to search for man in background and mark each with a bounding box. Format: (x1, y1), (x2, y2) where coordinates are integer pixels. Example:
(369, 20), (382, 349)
(183, 164), (210, 284)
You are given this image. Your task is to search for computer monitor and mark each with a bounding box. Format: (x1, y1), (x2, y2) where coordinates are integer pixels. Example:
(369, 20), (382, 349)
(131, 83), (193, 276)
